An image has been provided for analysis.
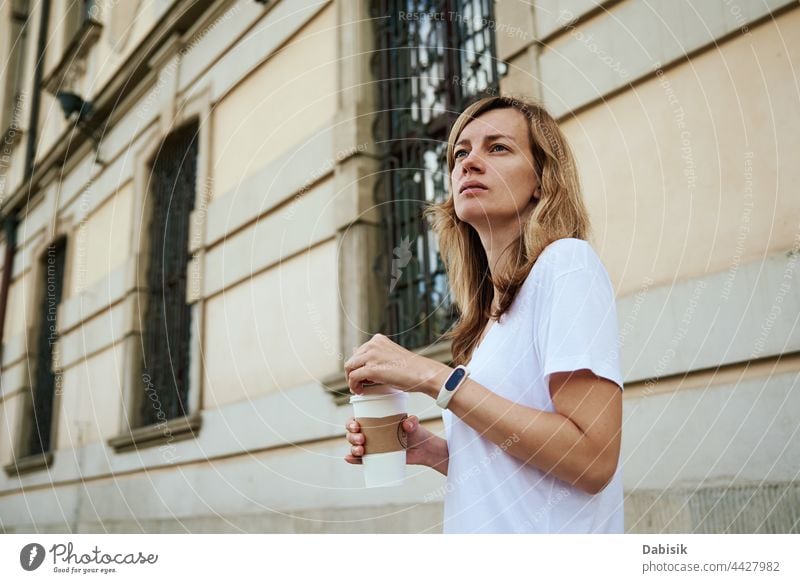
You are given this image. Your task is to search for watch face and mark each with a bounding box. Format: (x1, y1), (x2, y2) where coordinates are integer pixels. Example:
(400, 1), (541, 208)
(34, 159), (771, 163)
(445, 367), (467, 391)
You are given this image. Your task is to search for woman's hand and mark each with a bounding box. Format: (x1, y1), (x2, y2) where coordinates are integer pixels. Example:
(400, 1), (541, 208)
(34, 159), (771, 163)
(344, 333), (450, 396)
(344, 415), (438, 466)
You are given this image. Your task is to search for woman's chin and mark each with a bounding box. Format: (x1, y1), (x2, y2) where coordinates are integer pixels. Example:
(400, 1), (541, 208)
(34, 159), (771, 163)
(457, 206), (499, 226)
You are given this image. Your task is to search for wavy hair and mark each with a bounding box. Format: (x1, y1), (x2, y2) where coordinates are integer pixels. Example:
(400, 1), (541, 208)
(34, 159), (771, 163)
(422, 94), (591, 366)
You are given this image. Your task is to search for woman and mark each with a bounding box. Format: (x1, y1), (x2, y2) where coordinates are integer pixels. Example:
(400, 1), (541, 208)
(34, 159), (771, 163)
(343, 95), (624, 534)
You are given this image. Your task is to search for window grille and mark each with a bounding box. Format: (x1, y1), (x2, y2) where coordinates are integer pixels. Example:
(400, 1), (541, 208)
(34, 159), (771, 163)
(370, 0), (505, 349)
(140, 122), (199, 426)
(27, 238), (67, 456)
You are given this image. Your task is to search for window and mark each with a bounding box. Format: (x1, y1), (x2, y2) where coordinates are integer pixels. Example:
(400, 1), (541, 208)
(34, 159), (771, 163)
(370, 0), (506, 349)
(138, 121), (199, 427)
(20, 237), (67, 459)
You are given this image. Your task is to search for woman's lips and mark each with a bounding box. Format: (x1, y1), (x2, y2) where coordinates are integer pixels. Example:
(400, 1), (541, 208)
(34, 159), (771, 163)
(461, 186), (488, 195)
(459, 180), (488, 195)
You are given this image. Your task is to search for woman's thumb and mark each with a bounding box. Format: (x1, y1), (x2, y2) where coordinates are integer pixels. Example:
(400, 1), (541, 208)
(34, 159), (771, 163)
(403, 415), (418, 432)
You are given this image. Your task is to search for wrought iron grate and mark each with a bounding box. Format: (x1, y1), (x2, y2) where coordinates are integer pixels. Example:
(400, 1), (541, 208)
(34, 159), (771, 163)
(370, 0), (505, 349)
(28, 237), (67, 456)
(140, 121), (198, 426)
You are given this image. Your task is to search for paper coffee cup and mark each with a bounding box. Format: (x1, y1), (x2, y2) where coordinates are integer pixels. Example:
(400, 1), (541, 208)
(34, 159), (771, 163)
(349, 387), (408, 488)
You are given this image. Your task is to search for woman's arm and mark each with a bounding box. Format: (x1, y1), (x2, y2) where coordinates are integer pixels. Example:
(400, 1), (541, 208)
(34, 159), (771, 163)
(420, 363), (621, 494)
(342, 333), (619, 489)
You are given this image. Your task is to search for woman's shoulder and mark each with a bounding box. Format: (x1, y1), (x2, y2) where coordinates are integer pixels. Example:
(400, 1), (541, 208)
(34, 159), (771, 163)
(521, 238), (611, 295)
(520, 238), (614, 308)
(535, 237), (598, 279)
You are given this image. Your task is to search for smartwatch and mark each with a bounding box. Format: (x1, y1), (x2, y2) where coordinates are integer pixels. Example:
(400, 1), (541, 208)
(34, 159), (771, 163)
(435, 365), (470, 410)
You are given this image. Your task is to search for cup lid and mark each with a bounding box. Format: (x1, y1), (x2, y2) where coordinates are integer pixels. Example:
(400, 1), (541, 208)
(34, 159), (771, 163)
(349, 386), (406, 403)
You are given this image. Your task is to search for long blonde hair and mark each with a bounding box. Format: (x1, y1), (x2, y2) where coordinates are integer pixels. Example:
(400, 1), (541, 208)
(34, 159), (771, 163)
(422, 95), (591, 366)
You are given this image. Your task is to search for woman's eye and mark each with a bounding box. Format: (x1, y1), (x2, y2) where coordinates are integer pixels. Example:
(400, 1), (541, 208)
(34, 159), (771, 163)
(454, 144), (505, 159)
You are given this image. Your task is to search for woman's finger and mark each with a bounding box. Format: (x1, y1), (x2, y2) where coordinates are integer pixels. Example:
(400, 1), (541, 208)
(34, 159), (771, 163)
(347, 432), (364, 445)
(348, 374), (363, 394)
(344, 350), (368, 377)
(348, 367), (369, 394)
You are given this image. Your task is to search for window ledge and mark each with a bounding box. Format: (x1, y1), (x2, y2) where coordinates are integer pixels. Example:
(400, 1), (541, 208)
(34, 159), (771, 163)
(322, 339), (453, 406)
(321, 371), (351, 407)
(108, 413), (202, 454)
(3, 451), (53, 477)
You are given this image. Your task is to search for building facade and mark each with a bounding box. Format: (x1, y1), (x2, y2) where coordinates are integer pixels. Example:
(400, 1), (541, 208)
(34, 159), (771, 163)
(0, 0), (797, 533)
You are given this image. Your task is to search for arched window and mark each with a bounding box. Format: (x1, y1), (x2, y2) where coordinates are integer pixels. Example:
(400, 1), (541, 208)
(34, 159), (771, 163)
(138, 121), (199, 427)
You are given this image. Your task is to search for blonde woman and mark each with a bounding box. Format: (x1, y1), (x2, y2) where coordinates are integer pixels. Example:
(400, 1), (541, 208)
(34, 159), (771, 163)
(344, 95), (623, 534)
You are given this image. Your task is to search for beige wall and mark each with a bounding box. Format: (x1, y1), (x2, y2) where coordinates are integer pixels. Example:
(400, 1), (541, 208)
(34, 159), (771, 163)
(55, 341), (126, 450)
(534, 0), (603, 39)
(36, 91), (69, 166)
(204, 238), (339, 408)
(69, 181), (134, 296)
(562, 7), (800, 293)
(211, 3), (337, 199)
(202, 175), (337, 296)
(89, 2), (168, 93)
(538, 0), (794, 118)
(0, 392), (23, 464)
(2, 269), (32, 342)
(0, 0), (15, 132)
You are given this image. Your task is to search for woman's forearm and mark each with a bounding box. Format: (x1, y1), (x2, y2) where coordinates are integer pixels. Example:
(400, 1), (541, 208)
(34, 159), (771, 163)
(420, 364), (615, 494)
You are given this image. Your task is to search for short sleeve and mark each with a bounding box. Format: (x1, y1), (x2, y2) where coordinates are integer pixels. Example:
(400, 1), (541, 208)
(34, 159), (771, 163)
(535, 251), (623, 391)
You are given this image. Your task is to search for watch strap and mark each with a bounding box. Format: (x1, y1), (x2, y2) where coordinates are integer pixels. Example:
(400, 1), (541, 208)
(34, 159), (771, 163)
(436, 365), (470, 409)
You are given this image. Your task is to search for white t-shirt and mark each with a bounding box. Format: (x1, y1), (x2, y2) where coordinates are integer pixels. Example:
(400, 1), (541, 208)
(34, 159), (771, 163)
(441, 238), (624, 534)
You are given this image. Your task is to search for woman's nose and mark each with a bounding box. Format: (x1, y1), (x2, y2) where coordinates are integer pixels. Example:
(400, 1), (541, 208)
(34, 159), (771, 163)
(461, 150), (484, 172)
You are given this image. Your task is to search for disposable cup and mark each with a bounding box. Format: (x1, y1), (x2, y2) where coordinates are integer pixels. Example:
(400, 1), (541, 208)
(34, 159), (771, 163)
(349, 387), (408, 488)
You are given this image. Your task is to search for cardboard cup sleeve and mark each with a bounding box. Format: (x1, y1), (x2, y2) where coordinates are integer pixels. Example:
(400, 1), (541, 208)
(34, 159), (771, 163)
(356, 413), (409, 454)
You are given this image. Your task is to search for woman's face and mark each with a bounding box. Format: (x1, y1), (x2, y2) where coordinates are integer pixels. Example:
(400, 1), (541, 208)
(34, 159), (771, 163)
(450, 107), (539, 230)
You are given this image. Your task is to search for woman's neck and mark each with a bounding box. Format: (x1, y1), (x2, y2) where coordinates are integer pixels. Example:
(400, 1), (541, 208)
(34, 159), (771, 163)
(483, 236), (524, 292)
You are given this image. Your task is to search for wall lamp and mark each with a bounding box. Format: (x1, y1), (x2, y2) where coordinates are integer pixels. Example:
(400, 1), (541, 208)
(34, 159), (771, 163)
(56, 91), (106, 165)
